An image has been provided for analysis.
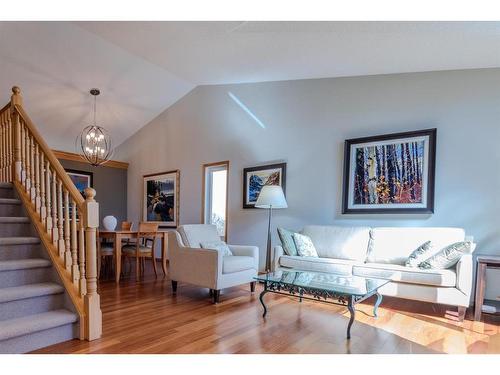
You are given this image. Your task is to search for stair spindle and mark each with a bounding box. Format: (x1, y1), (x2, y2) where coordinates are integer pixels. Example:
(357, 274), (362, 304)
(34, 144), (41, 213)
(0, 115), (4, 182)
(57, 179), (65, 258)
(39, 152), (47, 225)
(51, 169), (58, 245)
(45, 160), (53, 232)
(79, 222), (87, 296)
(64, 189), (71, 271)
(29, 135), (35, 201)
(71, 200), (80, 285)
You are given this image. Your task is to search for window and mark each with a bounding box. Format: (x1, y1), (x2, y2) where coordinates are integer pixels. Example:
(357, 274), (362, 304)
(203, 161), (229, 240)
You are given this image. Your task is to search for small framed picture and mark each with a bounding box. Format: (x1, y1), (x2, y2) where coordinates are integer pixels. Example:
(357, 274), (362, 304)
(66, 169), (93, 198)
(143, 170), (180, 227)
(243, 163), (286, 209)
(342, 128), (436, 214)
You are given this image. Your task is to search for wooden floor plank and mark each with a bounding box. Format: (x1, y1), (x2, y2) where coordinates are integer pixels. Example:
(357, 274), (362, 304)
(31, 265), (500, 354)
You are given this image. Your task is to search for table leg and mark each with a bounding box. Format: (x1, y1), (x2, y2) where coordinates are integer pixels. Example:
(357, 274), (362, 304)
(259, 283), (268, 318)
(115, 234), (122, 284)
(474, 263), (487, 321)
(373, 292), (382, 318)
(347, 296), (355, 339)
(161, 233), (167, 276)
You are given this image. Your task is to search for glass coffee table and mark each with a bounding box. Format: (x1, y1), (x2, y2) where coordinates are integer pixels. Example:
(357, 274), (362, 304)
(254, 270), (389, 339)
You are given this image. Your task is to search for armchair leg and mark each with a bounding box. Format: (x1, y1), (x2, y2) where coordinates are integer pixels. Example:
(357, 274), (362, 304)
(171, 280), (178, 294)
(458, 306), (466, 322)
(250, 282), (256, 293)
(209, 289), (213, 297)
(213, 290), (220, 304)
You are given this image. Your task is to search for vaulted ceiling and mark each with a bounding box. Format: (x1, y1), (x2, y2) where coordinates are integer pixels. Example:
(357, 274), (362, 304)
(2, 21), (500, 152)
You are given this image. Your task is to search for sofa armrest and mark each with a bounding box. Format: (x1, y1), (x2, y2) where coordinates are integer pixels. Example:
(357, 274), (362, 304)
(273, 245), (284, 272)
(456, 253), (473, 297)
(229, 245), (259, 271)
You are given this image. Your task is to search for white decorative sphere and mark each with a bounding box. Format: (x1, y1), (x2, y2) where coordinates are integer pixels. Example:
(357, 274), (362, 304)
(103, 215), (117, 231)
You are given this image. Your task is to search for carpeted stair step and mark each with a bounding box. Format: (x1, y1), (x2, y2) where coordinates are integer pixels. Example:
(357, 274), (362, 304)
(0, 258), (52, 287)
(0, 217), (34, 237)
(0, 237), (41, 261)
(0, 183), (14, 198)
(0, 198), (23, 216)
(0, 283), (65, 321)
(0, 309), (78, 353)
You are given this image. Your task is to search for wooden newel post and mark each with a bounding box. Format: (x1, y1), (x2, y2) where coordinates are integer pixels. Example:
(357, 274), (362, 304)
(10, 86), (22, 182)
(83, 187), (102, 340)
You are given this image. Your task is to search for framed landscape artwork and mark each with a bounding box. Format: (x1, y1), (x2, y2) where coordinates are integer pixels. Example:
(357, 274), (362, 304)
(143, 170), (180, 227)
(243, 162), (286, 208)
(342, 128), (436, 214)
(66, 169), (93, 198)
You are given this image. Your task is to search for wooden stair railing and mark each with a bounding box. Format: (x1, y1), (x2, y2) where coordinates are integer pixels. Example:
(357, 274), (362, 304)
(0, 87), (102, 341)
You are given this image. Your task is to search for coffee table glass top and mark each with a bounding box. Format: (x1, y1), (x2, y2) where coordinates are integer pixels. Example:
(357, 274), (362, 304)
(254, 270), (389, 296)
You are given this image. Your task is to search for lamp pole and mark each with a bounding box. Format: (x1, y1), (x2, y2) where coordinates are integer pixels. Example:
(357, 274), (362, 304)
(265, 205), (273, 273)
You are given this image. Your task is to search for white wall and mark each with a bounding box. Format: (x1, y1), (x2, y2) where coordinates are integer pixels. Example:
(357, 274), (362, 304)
(116, 68), (500, 299)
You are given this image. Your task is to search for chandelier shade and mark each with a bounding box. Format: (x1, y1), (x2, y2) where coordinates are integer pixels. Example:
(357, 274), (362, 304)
(76, 89), (113, 166)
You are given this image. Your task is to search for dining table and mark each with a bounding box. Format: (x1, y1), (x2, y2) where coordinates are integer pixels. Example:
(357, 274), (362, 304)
(98, 230), (170, 283)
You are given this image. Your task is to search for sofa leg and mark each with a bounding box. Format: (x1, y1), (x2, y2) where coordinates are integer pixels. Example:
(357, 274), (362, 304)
(457, 306), (466, 322)
(213, 290), (220, 304)
(250, 282), (256, 293)
(171, 280), (178, 294)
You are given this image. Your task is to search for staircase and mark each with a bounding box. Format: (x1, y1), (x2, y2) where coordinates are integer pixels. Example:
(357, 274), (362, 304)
(0, 182), (78, 353)
(0, 86), (102, 353)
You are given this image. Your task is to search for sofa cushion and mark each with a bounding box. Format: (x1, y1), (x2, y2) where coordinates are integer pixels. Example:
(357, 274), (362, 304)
(279, 255), (356, 275)
(223, 256), (255, 274)
(405, 241), (434, 268)
(301, 225), (370, 262)
(419, 241), (471, 270)
(367, 227), (465, 265)
(353, 263), (456, 287)
(177, 224), (221, 248)
(277, 228), (299, 256)
(293, 233), (318, 257)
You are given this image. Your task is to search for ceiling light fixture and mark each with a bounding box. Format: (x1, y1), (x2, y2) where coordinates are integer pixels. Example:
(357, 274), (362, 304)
(76, 88), (113, 167)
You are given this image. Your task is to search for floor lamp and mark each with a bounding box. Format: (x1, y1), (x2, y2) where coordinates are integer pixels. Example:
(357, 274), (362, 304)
(255, 185), (288, 273)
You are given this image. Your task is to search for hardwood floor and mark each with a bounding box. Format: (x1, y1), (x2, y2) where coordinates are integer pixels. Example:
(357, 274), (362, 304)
(33, 264), (500, 354)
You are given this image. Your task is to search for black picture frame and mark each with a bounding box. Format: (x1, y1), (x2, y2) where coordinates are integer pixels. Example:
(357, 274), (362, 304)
(66, 169), (93, 199)
(243, 162), (287, 209)
(342, 128), (436, 214)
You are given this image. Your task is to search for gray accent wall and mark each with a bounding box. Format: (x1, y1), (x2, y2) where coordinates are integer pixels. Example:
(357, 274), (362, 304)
(115, 68), (500, 299)
(59, 159), (127, 226)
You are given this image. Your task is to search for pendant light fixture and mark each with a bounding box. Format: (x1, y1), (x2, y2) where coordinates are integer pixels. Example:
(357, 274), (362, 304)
(76, 88), (113, 166)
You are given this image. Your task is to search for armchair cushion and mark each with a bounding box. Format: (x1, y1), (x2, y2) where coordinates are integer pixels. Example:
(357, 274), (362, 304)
(178, 224), (221, 248)
(223, 256), (256, 274)
(201, 241), (233, 256)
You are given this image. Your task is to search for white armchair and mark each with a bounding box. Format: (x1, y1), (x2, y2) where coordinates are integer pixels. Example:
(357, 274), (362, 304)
(168, 224), (259, 303)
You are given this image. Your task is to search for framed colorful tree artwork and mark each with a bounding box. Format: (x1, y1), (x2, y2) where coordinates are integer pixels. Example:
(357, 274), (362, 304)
(342, 129), (436, 214)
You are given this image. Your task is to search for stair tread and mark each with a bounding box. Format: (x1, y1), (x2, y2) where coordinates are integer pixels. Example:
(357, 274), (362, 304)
(0, 198), (21, 205)
(0, 237), (40, 245)
(0, 283), (64, 303)
(0, 258), (51, 272)
(0, 309), (77, 341)
(0, 183), (13, 189)
(0, 217), (29, 223)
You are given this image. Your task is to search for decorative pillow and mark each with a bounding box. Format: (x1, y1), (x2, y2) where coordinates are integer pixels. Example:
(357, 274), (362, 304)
(405, 241), (434, 268)
(418, 241), (471, 270)
(292, 233), (318, 257)
(277, 228), (299, 256)
(200, 241), (233, 256)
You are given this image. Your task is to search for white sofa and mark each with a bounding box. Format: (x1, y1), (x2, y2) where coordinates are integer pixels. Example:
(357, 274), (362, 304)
(273, 225), (476, 320)
(168, 224), (259, 303)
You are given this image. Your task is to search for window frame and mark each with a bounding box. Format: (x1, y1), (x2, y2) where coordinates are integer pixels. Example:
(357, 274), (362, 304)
(202, 160), (230, 241)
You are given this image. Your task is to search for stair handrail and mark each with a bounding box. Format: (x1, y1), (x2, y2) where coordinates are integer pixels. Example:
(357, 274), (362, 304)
(0, 86), (102, 341)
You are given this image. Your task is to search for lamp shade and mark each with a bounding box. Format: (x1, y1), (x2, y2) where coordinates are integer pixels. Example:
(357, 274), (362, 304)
(255, 185), (288, 209)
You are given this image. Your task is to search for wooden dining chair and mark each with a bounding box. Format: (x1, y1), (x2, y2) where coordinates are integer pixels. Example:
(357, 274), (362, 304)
(122, 222), (159, 281)
(97, 229), (114, 279)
